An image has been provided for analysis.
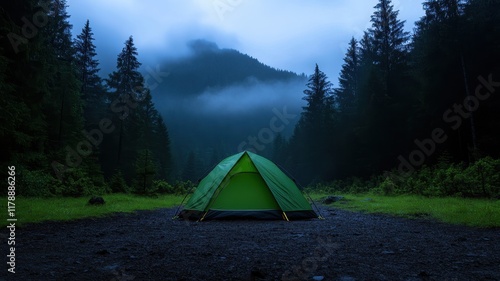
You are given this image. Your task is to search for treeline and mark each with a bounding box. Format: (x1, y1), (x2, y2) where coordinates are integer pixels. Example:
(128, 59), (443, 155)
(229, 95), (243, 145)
(310, 157), (500, 198)
(0, 1), (172, 196)
(275, 0), (500, 197)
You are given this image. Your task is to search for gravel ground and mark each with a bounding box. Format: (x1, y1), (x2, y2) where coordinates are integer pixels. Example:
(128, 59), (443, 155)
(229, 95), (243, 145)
(5, 205), (500, 281)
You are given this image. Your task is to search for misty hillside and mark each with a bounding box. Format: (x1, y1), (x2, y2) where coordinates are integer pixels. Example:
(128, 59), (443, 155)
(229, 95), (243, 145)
(157, 40), (303, 97)
(152, 40), (307, 175)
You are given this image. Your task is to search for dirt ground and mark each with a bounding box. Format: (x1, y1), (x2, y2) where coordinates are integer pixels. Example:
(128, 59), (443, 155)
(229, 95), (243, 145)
(5, 205), (500, 281)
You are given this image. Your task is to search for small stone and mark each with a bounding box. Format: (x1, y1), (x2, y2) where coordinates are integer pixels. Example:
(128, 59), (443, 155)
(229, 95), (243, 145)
(323, 195), (344, 204)
(88, 196), (105, 205)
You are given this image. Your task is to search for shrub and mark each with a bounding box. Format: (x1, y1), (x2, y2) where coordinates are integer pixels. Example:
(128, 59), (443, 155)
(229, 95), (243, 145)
(461, 157), (500, 197)
(17, 169), (62, 197)
(109, 170), (130, 193)
(152, 180), (174, 194)
(173, 180), (195, 195)
(61, 168), (108, 197)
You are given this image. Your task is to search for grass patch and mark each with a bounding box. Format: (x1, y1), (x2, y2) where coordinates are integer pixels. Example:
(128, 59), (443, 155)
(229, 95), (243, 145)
(312, 193), (500, 228)
(0, 194), (185, 227)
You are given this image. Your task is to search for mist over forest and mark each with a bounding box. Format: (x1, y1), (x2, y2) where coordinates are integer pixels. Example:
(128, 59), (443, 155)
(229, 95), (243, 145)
(1, 0), (499, 198)
(151, 40), (307, 172)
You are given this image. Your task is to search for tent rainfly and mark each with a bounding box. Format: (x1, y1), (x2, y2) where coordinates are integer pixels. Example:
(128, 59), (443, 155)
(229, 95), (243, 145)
(178, 151), (318, 221)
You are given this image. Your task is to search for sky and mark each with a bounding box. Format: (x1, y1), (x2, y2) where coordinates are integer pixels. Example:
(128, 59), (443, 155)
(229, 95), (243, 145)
(67, 0), (426, 83)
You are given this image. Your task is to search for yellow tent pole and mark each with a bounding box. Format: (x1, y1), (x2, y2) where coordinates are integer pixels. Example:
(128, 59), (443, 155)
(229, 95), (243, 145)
(199, 211), (208, 222)
(282, 211), (290, 221)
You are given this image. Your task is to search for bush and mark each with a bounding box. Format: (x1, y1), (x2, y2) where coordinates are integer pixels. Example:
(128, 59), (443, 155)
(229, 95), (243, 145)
(317, 157), (500, 199)
(61, 168), (108, 197)
(152, 180), (174, 194)
(173, 180), (195, 195)
(109, 170), (129, 193)
(17, 169), (62, 197)
(461, 157), (500, 197)
(378, 176), (396, 195)
(348, 177), (370, 194)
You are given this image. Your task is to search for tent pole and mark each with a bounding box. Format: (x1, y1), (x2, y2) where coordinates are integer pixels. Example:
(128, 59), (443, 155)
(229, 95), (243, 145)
(276, 164), (325, 220)
(172, 183), (198, 219)
(199, 211), (208, 222)
(172, 192), (190, 219)
(282, 211), (290, 221)
(302, 188), (325, 220)
(173, 155), (224, 220)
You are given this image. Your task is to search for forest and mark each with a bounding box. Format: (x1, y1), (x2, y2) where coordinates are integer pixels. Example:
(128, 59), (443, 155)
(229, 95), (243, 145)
(1, 0), (499, 198)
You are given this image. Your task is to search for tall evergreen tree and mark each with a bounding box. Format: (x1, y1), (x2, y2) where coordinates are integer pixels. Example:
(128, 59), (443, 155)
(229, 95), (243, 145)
(135, 149), (156, 194)
(40, 0), (83, 151)
(369, 0), (410, 98)
(340, 0), (412, 176)
(289, 64), (336, 183)
(411, 0), (472, 163)
(154, 115), (173, 181)
(74, 19), (105, 128)
(106, 36), (144, 169)
(334, 37), (360, 115)
(182, 151), (198, 182)
(1, 1), (52, 168)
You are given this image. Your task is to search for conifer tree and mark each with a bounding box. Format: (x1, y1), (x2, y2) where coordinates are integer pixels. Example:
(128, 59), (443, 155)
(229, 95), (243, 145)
(154, 115), (173, 181)
(74, 19), (105, 128)
(106, 36), (144, 166)
(369, 0), (410, 98)
(334, 38), (360, 115)
(289, 64), (335, 182)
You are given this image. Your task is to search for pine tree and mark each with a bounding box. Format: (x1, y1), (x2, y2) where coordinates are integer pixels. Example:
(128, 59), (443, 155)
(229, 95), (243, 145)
(412, 0), (472, 163)
(301, 64), (335, 126)
(272, 133), (287, 166)
(135, 149), (156, 194)
(74, 19), (105, 128)
(337, 0), (413, 177)
(182, 151), (197, 182)
(107, 36), (144, 102)
(0, 1), (52, 168)
(154, 115), (172, 181)
(106, 36), (145, 167)
(290, 64), (336, 183)
(46, 0), (74, 60)
(334, 38), (360, 115)
(369, 0), (410, 98)
(38, 0), (83, 151)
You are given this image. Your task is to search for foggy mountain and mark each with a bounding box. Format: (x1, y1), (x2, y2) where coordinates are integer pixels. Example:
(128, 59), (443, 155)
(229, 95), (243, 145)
(150, 40), (307, 175)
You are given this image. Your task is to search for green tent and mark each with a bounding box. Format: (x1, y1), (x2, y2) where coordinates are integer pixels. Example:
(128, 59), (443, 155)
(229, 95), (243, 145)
(178, 151), (318, 220)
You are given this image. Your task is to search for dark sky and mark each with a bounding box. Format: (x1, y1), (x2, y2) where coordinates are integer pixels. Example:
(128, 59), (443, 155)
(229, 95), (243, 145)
(67, 0), (425, 80)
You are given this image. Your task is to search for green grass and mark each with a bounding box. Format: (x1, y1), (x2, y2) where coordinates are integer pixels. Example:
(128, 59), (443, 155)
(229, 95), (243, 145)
(312, 193), (500, 228)
(2, 193), (498, 228)
(0, 194), (185, 227)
